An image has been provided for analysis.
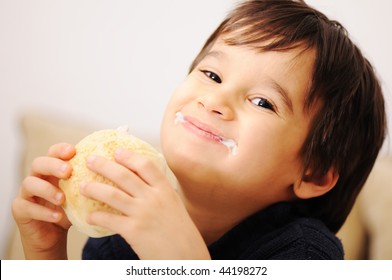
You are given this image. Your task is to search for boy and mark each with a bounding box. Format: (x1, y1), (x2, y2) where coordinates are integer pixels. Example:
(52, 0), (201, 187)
(13, 0), (386, 259)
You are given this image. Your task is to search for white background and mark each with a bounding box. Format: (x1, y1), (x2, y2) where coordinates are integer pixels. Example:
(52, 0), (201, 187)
(2, 260), (392, 279)
(1, 0), (391, 259)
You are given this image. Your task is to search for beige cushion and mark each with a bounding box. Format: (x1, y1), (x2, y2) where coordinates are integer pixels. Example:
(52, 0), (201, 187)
(336, 201), (366, 259)
(357, 157), (392, 259)
(337, 156), (392, 259)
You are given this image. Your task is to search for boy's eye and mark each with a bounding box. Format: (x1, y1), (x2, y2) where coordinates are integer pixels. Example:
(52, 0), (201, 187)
(251, 97), (275, 111)
(201, 70), (222, 84)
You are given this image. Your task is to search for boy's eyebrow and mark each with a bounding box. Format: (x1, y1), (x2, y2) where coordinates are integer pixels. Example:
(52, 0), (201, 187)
(268, 79), (294, 114)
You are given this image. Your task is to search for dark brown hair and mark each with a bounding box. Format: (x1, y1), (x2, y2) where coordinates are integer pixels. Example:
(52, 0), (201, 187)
(189, 0), (386, 233)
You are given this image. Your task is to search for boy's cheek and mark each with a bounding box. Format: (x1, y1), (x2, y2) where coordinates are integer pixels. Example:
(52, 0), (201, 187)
(170, 76), (201, 101)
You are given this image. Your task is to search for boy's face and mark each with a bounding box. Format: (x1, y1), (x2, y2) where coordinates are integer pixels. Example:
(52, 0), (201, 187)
(160, 40), (317, 215)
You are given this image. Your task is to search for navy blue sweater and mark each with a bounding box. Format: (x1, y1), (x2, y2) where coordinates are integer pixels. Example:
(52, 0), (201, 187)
(82, 202), (344, 260)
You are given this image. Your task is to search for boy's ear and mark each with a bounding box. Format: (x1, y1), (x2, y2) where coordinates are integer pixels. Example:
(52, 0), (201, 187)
(293, 166), (339, 199)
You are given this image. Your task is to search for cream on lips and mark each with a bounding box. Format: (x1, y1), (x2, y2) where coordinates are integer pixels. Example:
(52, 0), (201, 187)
(174, 112), (238, 155)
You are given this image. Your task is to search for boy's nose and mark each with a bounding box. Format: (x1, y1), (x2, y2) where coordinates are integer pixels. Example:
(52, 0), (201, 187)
(197, 91), (235, 120)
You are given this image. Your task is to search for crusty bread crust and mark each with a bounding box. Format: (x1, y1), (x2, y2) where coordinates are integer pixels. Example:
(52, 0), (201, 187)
(59, 128), (166, 237)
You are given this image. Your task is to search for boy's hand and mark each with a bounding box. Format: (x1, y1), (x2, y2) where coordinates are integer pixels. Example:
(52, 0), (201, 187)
(81, 148), (210, 259)
(12, 143), (75, 259)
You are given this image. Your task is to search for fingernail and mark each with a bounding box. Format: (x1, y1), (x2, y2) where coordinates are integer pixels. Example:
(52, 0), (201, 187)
(115, 148), (124, 157)
(64, 145), (72, 153)
(60, 163), (68, 173)
(80, 181), (87, 190)
(87, 156), (96, 164)
(55, 192), (63, 202)
(52, 212), (59, 220)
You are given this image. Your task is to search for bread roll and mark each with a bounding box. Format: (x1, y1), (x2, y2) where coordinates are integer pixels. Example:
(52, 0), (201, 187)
(59, 127), (167, 238)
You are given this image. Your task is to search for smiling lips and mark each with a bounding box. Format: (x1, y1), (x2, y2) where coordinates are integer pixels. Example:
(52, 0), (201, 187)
(174, 112), (238, 155)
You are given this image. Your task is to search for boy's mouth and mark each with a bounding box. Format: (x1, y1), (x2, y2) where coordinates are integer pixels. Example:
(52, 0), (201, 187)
(174, 112), (238, 155)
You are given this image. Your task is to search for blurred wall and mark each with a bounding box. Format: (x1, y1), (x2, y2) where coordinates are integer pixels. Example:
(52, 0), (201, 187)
(1, 0), (391, 258)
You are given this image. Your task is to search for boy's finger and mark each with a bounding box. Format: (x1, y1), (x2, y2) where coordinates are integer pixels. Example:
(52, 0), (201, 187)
(114, 149), (168, 188)
(47, 143), (76, 160)
(80, 181), (132, 215)
(31, 156), (72, 179)
(86, 155), (146, 197)
(86, 211), (125, 236)
(12, 197), (63, 224)
(20, 176), (64, 205)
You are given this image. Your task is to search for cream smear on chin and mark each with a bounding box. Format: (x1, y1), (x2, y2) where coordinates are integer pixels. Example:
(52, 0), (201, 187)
(174, 112), (238, 155)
